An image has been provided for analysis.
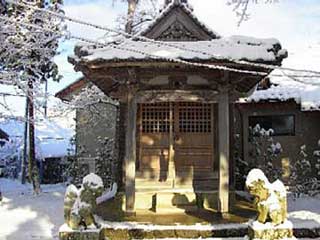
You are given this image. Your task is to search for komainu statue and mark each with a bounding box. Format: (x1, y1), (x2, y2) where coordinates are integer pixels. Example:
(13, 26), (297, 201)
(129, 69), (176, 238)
(245, 169), (294, 240)
(246, 168), (287, 225)
(64, 173), (104, 230)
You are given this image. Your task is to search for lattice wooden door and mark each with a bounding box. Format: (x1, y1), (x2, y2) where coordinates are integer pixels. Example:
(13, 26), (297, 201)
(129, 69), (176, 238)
(174, 102), (214, 186)
(138, 102), (171, 180)
(138, 102), (214, 185)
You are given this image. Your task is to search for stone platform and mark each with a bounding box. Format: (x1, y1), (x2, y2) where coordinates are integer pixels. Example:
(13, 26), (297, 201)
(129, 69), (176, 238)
(248, 220), (294, 240)
(59, 222), (248, 240)
(59, 224), (104, 240)
(95, 191), (255, 223)
(59, 220), (320, 240)
(59, 191), (256, 239)
(59, 192), (320, 239)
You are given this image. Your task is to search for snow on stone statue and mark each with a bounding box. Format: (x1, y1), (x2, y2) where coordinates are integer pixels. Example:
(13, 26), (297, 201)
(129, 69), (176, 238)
(64, 173), (104, 230)
(245, 169), (294, 240)
(246, 168), (287, 225)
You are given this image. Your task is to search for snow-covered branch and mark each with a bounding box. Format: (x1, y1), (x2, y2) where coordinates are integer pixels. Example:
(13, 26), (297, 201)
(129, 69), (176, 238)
(227, 0), (279, 26)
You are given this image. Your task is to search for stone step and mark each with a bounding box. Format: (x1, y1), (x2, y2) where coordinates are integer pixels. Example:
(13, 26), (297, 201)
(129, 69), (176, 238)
(59, 223), (248, 240)
(102, 223), (248, 239)
(134, 190), (218, 212)
(59, 223), (320, 240)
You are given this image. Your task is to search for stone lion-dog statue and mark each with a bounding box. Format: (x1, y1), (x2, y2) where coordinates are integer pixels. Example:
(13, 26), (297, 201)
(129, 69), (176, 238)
(245, 168), (287, 226)
(64, 173), (104, 230)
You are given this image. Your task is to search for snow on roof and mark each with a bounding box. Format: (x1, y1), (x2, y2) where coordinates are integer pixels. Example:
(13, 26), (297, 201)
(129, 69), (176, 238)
(140, 0), (220, 39)
(244, 44), (320, 111)
(0, 117), (75, 159)
(75, 36), (286, 65)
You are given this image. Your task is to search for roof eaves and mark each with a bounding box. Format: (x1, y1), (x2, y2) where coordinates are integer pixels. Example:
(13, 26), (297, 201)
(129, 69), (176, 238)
(55, 77), (86, 101)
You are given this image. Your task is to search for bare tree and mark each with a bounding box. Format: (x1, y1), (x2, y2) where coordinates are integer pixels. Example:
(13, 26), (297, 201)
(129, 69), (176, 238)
(227, 0), (279, 26)
(113, 0), (160, 34)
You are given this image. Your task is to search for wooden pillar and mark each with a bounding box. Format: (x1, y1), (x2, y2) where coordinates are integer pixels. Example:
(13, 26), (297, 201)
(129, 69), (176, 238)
(218, 90), (230, 213)
(229, 103), (235, 191)
(125, 89), (137, 214)
(168, 102), (176, 187)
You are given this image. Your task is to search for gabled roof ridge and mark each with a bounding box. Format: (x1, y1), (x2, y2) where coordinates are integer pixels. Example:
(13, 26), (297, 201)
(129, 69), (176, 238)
(0, 128), (9, 140)
(140, 1), (221, 40)
(55, 77), (86, 101)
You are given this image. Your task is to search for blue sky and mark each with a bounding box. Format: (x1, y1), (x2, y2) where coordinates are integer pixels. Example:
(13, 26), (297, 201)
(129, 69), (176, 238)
(1, 0), (320, 117)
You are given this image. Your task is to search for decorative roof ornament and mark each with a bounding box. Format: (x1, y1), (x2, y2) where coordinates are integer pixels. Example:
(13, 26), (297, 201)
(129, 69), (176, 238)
(164, 0), (193, 11)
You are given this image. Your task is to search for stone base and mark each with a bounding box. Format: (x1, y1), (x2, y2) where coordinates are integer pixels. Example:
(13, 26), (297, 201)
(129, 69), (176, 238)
(59, 224), (103, 240)
(248, 220), (295, 240)
(134, 191), (224, 213)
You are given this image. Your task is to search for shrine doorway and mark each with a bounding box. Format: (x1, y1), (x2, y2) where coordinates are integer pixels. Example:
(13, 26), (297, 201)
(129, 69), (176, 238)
(137, 102), (217, 191)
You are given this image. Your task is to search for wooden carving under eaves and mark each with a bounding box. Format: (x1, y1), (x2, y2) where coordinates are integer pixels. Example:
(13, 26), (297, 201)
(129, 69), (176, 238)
(156, 20), (199, 41)
(142, 5), (218, 41)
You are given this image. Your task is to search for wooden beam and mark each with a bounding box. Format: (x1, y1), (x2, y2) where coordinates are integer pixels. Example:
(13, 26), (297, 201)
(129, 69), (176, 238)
(125, 89), (137, 214)
(218, 89), (230, 213)
(136, 90), (219, 103)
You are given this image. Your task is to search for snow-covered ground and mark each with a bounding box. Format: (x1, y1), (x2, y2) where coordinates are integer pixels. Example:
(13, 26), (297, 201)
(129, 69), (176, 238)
(0, 178), (319, 240)
(0, 178), (65, 240)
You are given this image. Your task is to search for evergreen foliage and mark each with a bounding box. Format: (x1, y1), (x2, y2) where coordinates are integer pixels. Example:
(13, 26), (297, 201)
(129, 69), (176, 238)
(235, 124), (282, 189)
(248, 124), (282, 182)
(95, 136), (115, 189)
(64, 138), (88, 187)
(290, 141), (320, 198)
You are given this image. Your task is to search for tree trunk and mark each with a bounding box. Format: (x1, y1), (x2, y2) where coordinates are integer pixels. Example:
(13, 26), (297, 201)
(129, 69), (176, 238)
(125, 0), (138, 34)
(27, 80), (41, 194)
(21, 96), (29, 184)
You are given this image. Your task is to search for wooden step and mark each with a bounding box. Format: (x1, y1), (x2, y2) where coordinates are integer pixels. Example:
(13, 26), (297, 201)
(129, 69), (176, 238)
(136, 178), (218, 191)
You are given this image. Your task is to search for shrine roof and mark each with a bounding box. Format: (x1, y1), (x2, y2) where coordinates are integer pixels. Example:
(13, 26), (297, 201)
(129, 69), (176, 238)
(71, 36), (287, 66)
